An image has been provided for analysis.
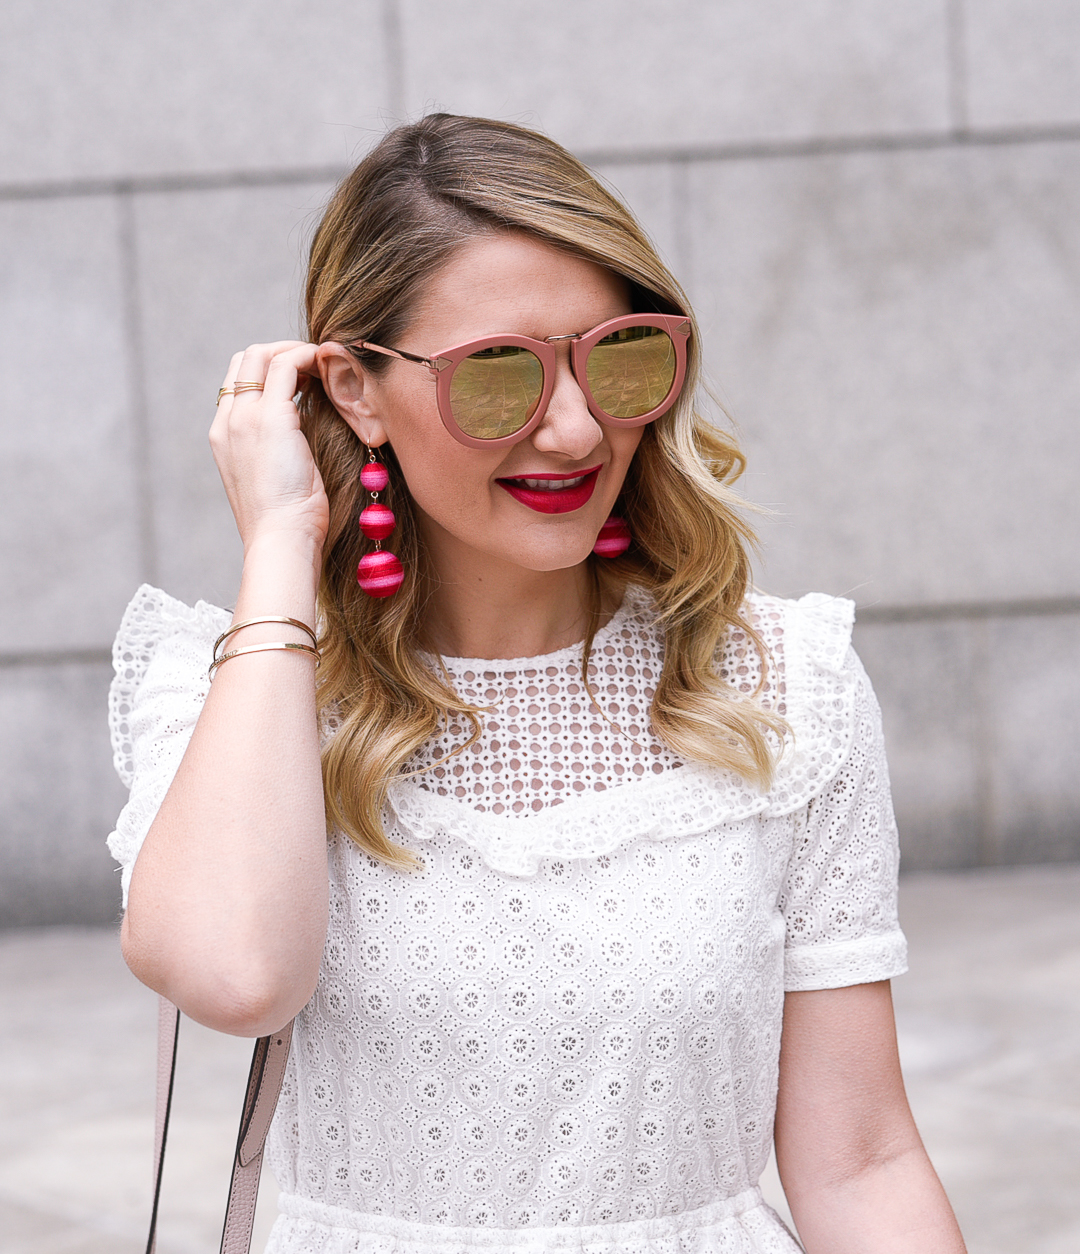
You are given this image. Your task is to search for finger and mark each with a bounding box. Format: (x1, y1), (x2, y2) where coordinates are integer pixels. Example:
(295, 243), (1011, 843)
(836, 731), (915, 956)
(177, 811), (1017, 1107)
(213, 351), (247, 411)
(214, 341), (315, 423)
(215, 343), (290, 411)
(229, 343), (319, 416)
(219, 347), (320, 453)
(220, 350), (244, 388)
(235, 340), (309, 377)
(261, 343), (320, 402)
(228, 340), (311, 406)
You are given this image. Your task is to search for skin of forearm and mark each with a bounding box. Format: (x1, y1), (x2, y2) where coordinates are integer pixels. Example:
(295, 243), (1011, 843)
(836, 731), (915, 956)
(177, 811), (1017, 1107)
(784, 1143), (967, 1253)
(122, 532), (329, 1037)
(776, 984), (966, 1253)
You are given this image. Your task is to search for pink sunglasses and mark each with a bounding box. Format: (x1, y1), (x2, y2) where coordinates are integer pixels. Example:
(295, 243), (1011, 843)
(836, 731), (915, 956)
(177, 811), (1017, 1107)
(350, 313), (691, 449)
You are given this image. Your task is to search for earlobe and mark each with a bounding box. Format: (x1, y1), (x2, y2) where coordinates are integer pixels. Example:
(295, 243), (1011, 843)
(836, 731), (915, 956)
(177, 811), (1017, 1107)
(316, 342), (389, 447)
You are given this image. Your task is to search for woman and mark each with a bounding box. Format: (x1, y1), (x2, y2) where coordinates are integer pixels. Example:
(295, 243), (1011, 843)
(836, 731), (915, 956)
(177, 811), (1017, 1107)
(109, 114), (965, 1252)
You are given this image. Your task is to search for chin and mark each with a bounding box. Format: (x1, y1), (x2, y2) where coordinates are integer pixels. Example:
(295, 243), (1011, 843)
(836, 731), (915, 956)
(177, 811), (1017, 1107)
(497, 532), (598, 573)
(418, 503), (604, 575)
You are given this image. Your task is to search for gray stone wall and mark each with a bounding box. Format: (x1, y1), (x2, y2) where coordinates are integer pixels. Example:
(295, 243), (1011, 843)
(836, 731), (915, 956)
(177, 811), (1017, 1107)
(2, 1), (1078, 924)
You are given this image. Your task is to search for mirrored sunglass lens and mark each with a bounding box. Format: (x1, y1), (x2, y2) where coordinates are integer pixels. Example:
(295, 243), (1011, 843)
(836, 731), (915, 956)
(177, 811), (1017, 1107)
(448, 345), (544, 439)
(585, 325), (677, 418)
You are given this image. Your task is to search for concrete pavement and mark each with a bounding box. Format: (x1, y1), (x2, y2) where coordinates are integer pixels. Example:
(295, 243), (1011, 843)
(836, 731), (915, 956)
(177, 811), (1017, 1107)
(1, 865), (1078, 1253)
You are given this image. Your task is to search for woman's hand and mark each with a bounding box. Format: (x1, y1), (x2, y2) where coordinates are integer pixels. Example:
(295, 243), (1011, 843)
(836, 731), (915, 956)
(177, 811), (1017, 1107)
(210, 341), (329, 553)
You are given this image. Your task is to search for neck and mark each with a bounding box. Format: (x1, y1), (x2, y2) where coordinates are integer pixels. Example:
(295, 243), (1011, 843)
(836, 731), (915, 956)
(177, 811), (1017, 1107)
(418, 534), (618, 662)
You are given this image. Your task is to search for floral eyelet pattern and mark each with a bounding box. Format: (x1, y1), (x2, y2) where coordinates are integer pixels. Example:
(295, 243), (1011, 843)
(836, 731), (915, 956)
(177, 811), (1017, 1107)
(107, 583), (906, 1252)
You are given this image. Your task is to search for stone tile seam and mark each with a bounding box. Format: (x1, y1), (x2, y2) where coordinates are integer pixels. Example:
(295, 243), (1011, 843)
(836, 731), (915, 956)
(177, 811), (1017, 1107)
(117, 193), (158, 588)
(0, 648), (113, 669)
(3, 122), (1080, 203)
(3, 597), (1077, 669)
(856, 596), (1080, 625)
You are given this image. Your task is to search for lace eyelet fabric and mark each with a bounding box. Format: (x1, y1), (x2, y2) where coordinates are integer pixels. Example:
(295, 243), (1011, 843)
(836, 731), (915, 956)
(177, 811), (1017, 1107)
(108, 583), (907, 1253)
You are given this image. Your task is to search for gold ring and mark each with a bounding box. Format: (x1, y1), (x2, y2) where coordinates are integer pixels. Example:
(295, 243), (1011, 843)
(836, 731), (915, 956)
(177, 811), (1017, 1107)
(232, 381), (265, 395)
(216, 386), (235, 405)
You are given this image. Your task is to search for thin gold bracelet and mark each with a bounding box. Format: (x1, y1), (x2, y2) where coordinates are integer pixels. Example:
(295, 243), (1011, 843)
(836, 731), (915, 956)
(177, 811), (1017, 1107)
(208, 641), (321, 679)
(213, 616), (318, 662)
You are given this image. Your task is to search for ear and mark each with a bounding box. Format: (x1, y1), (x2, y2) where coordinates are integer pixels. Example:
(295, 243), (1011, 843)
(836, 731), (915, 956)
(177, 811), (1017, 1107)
(316, 342), (389, 447)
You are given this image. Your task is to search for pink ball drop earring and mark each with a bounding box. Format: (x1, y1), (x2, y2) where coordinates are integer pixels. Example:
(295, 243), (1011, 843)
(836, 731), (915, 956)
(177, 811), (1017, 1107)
(593, 515), (632, 558)
(357, 448), (404, 598)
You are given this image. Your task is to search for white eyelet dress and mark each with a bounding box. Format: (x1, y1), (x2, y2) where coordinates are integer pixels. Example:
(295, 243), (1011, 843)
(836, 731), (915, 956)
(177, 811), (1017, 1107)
(108, 583), (907, 1254)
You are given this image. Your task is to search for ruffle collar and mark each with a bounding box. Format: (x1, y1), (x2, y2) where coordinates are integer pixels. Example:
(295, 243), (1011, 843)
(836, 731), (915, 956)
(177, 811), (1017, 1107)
(387, 590), (858, 877)
(111, 584), (858, 877)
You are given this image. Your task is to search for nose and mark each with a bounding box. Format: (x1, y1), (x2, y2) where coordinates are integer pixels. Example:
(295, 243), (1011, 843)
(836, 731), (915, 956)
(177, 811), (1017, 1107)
(529, 349), (603, 460)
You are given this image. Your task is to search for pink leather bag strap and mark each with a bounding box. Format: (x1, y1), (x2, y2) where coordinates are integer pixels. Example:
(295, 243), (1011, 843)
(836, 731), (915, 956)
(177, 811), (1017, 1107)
(146, 998), (180, 1254)
(146, 996), (294, 1254)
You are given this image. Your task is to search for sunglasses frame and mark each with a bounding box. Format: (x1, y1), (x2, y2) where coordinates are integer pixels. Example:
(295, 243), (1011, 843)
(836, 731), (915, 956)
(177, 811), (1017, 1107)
(352, 313), (691, 450)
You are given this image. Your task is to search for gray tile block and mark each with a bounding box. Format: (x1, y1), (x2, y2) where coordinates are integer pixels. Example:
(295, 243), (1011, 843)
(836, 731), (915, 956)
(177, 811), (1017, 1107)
(401, 0), (951, 153)
(685, 142), (1080, 608)
(853, 617), (983, 870)
(854, 611), (1080, 872)
(893, 865), (1080, 1252)
(0, 928), (280, 1252)
(0, 661), (128, 926)
(964, 0), (1080, 128)
(0, 196), (142, 653)
(0, 1), (389, 184)
(132, 181), (336, 609)
(987, 612), (1080, 863)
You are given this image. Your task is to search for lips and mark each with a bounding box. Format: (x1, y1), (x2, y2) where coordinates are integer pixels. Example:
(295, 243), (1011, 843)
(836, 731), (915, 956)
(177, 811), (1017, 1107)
(496, 466), (602, 515)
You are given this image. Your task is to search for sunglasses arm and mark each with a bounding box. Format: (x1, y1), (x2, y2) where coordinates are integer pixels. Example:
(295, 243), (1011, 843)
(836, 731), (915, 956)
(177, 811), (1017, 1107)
(349, 341), (449, 375)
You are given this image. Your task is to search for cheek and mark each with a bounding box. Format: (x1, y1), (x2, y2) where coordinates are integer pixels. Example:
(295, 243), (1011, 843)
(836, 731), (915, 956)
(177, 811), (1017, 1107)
(607, 427), (646, 487)
(400, 450), (494, 528)
(381, 384), (499, 523)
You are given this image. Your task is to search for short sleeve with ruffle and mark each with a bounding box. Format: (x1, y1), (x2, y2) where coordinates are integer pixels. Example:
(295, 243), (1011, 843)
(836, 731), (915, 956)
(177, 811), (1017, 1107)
(107, 584), (229, 906)
(778, 649), (906, 990)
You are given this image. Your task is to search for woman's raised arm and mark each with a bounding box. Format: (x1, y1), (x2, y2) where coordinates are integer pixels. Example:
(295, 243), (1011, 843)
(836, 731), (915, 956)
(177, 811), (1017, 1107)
(121, 342), (332, 1037)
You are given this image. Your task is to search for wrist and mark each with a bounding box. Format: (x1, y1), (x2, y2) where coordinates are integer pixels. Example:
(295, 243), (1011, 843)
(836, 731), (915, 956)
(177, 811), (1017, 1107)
(235, 532), (323, 627)
(242, 530), (322, 584)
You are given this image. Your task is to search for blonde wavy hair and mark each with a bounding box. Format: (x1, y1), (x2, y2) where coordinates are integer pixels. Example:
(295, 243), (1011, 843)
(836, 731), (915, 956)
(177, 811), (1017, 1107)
(299, 114), (783, 866)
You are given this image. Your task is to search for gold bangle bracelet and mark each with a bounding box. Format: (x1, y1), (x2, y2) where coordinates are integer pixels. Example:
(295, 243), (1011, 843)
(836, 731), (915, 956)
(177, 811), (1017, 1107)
(208, 641), (320, 679)
(213, 616), (318, 661)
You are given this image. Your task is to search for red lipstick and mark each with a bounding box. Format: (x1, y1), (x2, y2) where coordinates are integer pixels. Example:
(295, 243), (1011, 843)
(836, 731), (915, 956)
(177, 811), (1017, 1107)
(496, 465), (602, 515)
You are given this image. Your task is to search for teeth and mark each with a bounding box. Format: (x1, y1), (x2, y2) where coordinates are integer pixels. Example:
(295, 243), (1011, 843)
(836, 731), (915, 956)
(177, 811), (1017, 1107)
(518, 475), (586, 490)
